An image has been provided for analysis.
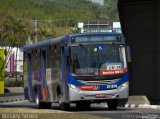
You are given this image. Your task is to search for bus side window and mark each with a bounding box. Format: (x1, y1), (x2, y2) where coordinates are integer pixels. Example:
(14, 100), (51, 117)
(52, 45), (61, 80)
(31, 50), (34, 71)
(37, 49), (40, 70)
(57, 45), (61, 80)
(46, 46), (52, 68)
(32, 49), (40, 70)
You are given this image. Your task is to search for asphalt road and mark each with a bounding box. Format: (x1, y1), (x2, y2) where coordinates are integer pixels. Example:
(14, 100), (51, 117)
(0, 100), (160, 119)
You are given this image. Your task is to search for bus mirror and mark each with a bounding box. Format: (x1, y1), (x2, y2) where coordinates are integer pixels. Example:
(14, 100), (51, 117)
(126, 46), (131, 62)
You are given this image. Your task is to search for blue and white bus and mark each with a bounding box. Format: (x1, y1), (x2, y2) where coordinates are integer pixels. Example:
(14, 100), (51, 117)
(23, 32), (129, 110)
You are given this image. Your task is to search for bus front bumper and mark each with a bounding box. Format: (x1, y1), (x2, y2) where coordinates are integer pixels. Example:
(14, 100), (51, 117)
(68, 82), (129, 102)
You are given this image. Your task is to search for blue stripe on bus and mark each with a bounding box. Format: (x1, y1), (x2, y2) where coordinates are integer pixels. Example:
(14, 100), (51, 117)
(67, 74), (85, 86)
(98, 73), (128, 90)
(67, 72), (128, 90)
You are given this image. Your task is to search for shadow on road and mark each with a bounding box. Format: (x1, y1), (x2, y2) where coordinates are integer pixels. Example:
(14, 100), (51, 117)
(51, 104), (133, 112)
(0, 102), (132, 112)
(0, 102), (37, 109)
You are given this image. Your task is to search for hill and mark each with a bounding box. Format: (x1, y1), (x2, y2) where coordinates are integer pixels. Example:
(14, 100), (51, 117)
(0, 0), (118, 45)
(0, 0), (100, 22)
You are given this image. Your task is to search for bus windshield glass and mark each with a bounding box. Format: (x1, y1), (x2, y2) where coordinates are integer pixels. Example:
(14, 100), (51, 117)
(70, 44), (127, 76)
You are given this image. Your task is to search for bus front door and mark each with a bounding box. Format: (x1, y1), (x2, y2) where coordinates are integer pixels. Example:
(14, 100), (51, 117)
(61, 46), (69, 102)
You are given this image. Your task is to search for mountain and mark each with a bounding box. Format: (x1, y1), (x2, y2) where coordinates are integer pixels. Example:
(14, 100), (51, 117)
(0, 0), (101, 22)
(0, 0), (119, 44)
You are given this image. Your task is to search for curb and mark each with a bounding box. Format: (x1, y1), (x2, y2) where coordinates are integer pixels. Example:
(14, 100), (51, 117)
(0, 98), (25, 103)
(125, 104), (160, 109)
(0, 93), (24, 97)
(5, 87), (24, 94)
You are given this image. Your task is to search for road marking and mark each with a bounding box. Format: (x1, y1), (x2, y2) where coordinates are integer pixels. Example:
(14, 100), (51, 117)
(125, 104), (129, 108)
(0, 100), (28, 105)
(131, 104), (135, 108)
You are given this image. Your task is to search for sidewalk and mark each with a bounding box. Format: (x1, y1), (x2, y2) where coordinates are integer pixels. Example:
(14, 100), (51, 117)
(4, 87), (24, 94)
(124, 96), (160, 109)
(0, 87), (25, 103)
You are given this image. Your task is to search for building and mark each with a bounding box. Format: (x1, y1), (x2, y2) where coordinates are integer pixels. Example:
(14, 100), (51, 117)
(118, 0), (160, 102)
(0, 46), (23, 73)
(78, 21), (121, 33)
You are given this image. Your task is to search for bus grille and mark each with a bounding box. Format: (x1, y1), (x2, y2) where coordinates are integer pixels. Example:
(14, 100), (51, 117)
(78, 78), (120, 85)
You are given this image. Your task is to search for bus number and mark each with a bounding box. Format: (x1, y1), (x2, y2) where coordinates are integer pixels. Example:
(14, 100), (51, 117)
(107, 85), (117, 89)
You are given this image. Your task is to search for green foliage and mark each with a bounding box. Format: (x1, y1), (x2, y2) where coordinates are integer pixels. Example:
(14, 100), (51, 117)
(0, 0), (99, 21)
(0, 16), (27, 46)
(0, 0), (119, 45)
(4, 71), (23, 87)
(100, 0), (119, 21)
(0, 0), (119, 25)
(4, 78), (23, 87)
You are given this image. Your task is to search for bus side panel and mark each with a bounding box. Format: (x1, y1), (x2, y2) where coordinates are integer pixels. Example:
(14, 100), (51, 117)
(40, 50), (50, 102)
(45, 68), (53, 101)
(50, 45), (62, 102)
(46, 46), (56, 102)
(43, 46), (61, 103)
(32, 70), (43, 101)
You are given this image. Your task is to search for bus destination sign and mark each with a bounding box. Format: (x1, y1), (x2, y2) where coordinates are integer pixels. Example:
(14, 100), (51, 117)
(71, 35), (121, 43)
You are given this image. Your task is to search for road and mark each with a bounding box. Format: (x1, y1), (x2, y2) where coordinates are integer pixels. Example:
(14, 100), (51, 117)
(0, 100), (160, 119)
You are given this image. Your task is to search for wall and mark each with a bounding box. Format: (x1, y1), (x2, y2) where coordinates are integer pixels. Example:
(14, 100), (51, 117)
(118, 0), (160, 100)
(0, 49), (4, 94)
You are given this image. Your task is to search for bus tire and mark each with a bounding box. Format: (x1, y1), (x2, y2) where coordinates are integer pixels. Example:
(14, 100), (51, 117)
(35, 92), (43, 109)
(35, 91), (51, 109)
(60, 103), (70, 111)
(58, 94), (70, 110)
(107, 99), (118, 110)
(43, 102), (52, 109)
(76, 102), (91, 110)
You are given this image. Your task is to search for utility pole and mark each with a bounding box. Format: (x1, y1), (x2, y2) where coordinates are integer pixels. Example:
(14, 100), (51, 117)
(34, 20), (38, 43)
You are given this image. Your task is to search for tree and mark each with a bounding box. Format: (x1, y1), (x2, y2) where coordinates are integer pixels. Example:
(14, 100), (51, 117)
(0, 16), (27, 46)
(100, 0), (119, 21)
(0, 16), (28, 78)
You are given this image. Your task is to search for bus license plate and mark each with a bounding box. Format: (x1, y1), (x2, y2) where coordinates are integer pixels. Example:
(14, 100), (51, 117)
(95, 94), (106, 98)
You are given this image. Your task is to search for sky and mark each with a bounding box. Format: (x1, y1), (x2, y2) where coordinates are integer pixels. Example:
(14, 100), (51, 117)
(91, 0), (104, 5)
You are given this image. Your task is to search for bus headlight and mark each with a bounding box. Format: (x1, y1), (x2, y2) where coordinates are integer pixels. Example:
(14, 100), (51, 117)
(118, 82), (128, 91)
(69, 84), (80, 92)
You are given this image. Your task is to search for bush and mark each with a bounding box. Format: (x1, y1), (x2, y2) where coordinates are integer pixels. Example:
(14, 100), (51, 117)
(4, 77), (23, 87)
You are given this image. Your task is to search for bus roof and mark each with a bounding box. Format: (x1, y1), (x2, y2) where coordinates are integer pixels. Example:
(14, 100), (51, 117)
(23, 32), (122, 50)
(23, 35), (68, 50)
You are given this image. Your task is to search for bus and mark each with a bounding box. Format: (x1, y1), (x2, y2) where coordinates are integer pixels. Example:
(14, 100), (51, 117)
(23, 32), (129, 110)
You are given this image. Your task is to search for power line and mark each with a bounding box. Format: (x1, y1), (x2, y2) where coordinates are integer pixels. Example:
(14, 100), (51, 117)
(17, 18), (75, 43)
(18, 18), (72, 23)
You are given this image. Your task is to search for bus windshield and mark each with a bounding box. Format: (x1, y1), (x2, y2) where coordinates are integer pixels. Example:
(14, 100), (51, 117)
(70, 44), (127, 76)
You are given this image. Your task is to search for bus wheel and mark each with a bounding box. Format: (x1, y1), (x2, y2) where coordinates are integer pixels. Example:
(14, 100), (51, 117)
(58, 94), (70, 110)
(107, 99), (118, 110)
(35, 92), (43, 108)
(43, 102), (51, 109)
(76, 102), (91, 110)
(35, 92), (51, 109)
